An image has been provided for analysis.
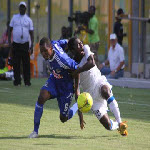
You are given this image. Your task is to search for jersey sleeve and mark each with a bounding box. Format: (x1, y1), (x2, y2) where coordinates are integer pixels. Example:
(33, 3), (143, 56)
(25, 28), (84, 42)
(60, 53), (78, 70)
(83, 45), (94, 59)
(10, 15), (14, 27)
(57, 39), (68, 49)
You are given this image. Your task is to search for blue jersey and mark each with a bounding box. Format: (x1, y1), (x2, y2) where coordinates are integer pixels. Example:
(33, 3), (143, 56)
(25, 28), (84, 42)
(48, 40), (78, 81)
(41, 40), (78, 117)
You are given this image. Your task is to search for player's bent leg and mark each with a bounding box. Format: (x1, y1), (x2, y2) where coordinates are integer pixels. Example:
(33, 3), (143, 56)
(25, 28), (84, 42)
(100, 85), (122, 124)
(100, 113), (111, 130)
(99, 113), (119, 131)
(29, 89), (51, 138)
(38, 89), (51, 104)
(99, 85), (128, 135)
(59, 103), (78, 123)
(58, 93), (78, 123)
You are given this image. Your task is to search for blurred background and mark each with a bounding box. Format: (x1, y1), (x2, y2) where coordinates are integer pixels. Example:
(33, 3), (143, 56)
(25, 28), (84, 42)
(0, 0), (150, 78)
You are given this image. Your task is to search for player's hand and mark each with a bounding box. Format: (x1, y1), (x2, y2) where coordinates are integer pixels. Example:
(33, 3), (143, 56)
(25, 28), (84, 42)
(71, 70), (79, 78)
(29, 43), (34, 54)
(78, 110), (86, 130)
(80, 119), (86, 130)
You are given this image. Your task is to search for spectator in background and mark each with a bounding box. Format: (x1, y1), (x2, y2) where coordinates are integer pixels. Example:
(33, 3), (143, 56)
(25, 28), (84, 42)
(0, 69), (14, 81)
(10, 1), (34, 86)
(85, 6), (100, 66)
(74, 11), (90, 45)
(113, 8), (125, 46)
(99, 34), (125, 79)
(60, 26), (72, 40)
(0, 21), (13, 70)
(60, 26), (67, 39)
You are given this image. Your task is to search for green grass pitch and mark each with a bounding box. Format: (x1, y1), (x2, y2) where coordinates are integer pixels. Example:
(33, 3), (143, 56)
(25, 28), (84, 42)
(0, 78), (150, 150)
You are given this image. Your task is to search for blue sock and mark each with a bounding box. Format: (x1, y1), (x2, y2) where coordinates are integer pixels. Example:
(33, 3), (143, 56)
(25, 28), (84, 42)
(34, 101), (43, 133)
(68, 103), (78, 119)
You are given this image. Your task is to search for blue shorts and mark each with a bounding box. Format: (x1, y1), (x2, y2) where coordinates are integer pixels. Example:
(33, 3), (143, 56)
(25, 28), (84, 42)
(41, 75), (74, 117)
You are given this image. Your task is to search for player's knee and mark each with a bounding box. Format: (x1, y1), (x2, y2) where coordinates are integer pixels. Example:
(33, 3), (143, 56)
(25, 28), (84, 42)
(38, 90), (49, 105)
(101, 85), (111, 100)
(60, 115), (68, 123)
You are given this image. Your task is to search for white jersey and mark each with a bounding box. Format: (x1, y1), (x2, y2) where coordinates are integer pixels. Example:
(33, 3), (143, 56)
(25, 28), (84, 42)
(78, 45), (112, 106)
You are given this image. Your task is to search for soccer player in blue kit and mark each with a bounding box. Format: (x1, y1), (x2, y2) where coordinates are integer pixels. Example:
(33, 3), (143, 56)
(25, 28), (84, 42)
(29, 37), (84, 138)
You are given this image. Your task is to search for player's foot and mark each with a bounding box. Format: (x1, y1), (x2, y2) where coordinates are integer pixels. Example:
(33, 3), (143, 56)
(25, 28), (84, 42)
(28, 131), (38, 138)
(118, 121), (128, 136)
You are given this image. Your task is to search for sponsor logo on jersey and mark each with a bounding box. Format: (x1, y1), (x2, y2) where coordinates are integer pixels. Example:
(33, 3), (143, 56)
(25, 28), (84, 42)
(53, 70), (63, 79)
(56, 68), (61, 73)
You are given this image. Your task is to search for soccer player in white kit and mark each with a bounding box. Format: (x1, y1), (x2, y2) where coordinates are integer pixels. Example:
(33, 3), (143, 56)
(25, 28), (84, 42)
(68, 37), (128, 136)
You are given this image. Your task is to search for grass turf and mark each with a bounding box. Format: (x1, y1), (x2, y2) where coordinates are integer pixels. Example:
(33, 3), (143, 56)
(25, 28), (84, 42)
(0, 78), (150, 150)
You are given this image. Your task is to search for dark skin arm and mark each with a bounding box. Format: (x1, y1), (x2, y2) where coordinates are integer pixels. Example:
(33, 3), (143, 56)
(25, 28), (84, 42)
(29, 30), (34, 54)
(85, 28), (94, 34)
(79, 26), (94, 34)
(74, 74), (85, 130)
(72, 54), (95, 78)
(72, 55), (95, 128)
(75, 74), (85, 130)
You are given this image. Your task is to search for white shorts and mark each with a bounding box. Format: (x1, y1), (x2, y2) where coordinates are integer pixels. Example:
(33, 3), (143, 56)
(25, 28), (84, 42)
(81, 75), (113, 120)
(90, 76), (113, 120)
(91, 101), (108, 120)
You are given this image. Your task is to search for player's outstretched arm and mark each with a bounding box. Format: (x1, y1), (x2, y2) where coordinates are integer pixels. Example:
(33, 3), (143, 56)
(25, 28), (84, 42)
(72, 55), (95, 78)
(78, 110), (86, 130)
(74, 74), (86, 129)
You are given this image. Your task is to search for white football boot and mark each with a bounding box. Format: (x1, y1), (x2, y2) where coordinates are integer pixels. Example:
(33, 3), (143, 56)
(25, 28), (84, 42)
(28, 131), (38, 138)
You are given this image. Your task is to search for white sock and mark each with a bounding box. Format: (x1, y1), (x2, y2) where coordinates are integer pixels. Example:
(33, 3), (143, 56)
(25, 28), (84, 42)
(110, 119), (119, 130)
(108, 97), (122, 123)
(68, 103), (78, 119)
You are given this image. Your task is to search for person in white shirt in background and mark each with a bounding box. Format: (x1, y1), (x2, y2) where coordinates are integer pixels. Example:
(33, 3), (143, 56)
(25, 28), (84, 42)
(68, 37), (128, 136)
(9, 1), (34, 86)
(99, 33), (125, 79)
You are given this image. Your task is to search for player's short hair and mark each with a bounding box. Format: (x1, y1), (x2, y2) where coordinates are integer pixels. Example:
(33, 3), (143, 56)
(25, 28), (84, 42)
(68, 37), (78, 51)
(39, 37), (51, 47)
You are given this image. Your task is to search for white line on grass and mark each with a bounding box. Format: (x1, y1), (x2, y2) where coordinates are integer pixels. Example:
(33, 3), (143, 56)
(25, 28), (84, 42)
(0, 89), (14, 93)
(118, 101), (150, 107)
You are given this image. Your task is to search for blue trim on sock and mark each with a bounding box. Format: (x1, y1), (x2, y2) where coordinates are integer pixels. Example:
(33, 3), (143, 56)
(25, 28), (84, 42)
(107, 96), (115, 104)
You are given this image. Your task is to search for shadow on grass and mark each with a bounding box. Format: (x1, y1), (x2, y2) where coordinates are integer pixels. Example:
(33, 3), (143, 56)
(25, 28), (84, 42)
(39, 134), (119, 139)
(0, 136), (28, 139)
(0, 134), (119, 140)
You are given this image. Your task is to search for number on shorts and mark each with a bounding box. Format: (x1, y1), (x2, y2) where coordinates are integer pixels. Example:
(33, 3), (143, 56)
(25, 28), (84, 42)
(95, 110), (101, 118)
(64, 103), (69, 112)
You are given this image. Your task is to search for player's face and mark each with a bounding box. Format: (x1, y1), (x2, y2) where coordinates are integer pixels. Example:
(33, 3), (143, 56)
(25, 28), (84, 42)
(73, 39), (84, 57)
(40, 45), (52, 60)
